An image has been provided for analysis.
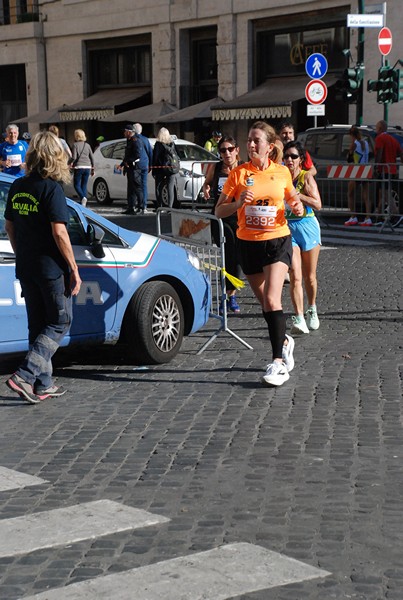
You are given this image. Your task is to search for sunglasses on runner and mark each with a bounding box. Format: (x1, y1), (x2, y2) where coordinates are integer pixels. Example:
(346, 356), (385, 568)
(219, 146), (236, 154)
(284, 153), (300, 160)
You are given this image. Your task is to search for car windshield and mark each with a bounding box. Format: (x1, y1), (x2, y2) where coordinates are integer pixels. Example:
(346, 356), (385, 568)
(176, 144), (216, 162)
(0, 179), (11, 238)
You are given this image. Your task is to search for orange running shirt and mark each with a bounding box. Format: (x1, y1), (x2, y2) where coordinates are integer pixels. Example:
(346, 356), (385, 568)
(221, 161), (296, 241)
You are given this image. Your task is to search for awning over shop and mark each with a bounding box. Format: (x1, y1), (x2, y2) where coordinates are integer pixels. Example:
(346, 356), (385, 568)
(101, 100), (177, 123)
(211, 76), (336, 121)
(161, 97), (224, 123)
(59, 88), (150, 121)
(13, 105), (69, 124)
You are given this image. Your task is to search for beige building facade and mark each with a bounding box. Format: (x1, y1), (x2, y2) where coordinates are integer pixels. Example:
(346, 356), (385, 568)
(0, 0), (402, 148)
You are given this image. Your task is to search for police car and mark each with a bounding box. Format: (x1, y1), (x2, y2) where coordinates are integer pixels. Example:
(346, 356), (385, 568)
(0, 173), (211, 364)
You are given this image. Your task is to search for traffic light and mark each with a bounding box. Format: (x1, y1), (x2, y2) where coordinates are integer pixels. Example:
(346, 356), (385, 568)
(391, 68), (403, 103)
(335, 66), (363, 102)
(377, 66), (394, 103)
(367, 79), (380, 93)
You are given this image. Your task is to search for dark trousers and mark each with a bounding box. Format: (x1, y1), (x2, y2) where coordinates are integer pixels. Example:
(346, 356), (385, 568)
(16, 273), (72, 392)
(73, 168), (90, 202)
(140, 168), (149, 208)
(127, 167), (144, 211)
(154, 173), (177, 208)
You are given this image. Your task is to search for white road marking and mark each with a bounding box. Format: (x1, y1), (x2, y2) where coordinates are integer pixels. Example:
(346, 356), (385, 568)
(0, 499), (169, 558)
(24, 542), (331, 599)
(0, 466), (47, 491)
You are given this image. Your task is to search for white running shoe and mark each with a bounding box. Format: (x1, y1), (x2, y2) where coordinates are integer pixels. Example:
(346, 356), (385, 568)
(305, 307), (320, 330)
(262, 361), (290, 387)
(344, 216), (358, 226)
(290, 315), (309, 335)
(282, 334), (295, 372)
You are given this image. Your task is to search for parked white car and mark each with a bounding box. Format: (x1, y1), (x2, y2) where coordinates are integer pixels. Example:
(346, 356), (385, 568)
(87, 137), (217, 207)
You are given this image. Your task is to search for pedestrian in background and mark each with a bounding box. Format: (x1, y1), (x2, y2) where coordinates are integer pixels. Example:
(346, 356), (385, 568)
(374, 119), (403, 221)
(134, 122), (153, 212)
(0, 124), (27, 178)
(71, 129), (94, 207)
(4, 130), (81, 404)
(152, 127), (179, 209)
(203, 134), (243, 313)
(93, 135), (105, 152)
(344, 126), (371, 227)
(283, 140), (322, 335)
(204, 131), (222, 157)
(116, 124), (143, 214)
(215, 121), (304, 387)
(49, 125), (72, 162)
(279, 121), (317, 176)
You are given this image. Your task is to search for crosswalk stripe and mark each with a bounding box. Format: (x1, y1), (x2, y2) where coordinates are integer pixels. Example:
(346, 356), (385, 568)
(23, 542), (331, 599)
(0, 466), (48, 492)
(0, 499), (169, 558)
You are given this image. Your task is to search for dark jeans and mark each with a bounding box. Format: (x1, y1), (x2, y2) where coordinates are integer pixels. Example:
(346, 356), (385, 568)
(140, 167), (149, 208)
(127, 167), (144, 210)
(16, 273), (72, 391)
(73, 168), (90, 202)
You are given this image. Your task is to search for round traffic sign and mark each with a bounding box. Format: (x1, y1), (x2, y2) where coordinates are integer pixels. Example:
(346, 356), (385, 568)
(305, 79), (328, 105)
(305, 53), (328, 80)
(378, 27), (392, 56)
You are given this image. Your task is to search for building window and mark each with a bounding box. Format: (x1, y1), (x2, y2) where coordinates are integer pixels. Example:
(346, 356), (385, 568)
(179, 26), (217, 107)
(254, 10), (348, 84)
(0, 0), (39, 24)
(89, 44), (151, 89)
(0, 64), (27, 125)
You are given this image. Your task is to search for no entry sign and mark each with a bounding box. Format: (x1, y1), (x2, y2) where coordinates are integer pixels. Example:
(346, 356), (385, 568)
(378, 27), (392, 56)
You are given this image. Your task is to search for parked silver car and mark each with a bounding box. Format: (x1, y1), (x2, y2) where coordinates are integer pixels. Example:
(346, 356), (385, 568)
(88, 137), (217, 207)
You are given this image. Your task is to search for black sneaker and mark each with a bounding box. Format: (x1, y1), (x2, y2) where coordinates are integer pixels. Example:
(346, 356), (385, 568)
(6, 374), (40, 404)
(122, 208), (135, 215)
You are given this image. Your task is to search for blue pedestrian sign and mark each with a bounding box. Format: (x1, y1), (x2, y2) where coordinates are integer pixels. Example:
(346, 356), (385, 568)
(305, 53), (328, 80)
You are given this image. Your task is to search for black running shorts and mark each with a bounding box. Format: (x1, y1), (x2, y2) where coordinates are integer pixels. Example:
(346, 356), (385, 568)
(237, 235), (292, 275)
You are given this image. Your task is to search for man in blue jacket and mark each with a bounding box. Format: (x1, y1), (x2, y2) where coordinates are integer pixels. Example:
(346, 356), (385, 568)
(134, 123), (153, 213)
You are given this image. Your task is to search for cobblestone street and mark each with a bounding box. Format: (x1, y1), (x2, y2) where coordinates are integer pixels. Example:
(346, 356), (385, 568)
(0, 241), (402, 599)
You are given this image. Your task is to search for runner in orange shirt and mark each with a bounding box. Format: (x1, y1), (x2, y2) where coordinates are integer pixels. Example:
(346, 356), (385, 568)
(215, 121), (304, 387)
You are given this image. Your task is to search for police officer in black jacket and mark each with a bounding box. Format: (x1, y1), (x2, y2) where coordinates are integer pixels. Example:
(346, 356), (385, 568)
(117, 124), (144, 214)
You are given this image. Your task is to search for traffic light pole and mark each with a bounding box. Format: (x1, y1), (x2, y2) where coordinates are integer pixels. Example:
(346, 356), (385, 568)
(356, 0), (365, 125)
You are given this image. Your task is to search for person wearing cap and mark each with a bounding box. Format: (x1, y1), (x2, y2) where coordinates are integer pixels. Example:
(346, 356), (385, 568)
(116, 124), (143, 214)
(94, 135), (105, 152)
(204, 131), (222, 157)
(0, 124), (27, 178)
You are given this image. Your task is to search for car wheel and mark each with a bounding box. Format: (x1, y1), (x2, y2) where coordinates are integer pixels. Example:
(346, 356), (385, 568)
(93, 178), (113, 205)
(123, 281), (184, 364)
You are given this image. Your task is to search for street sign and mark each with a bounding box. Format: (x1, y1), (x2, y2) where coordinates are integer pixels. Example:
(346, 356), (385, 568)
(305, 53), (328, 80)
(307, 104), (325, 116)
(347, 14), (383, 27)
(364, 3), (384, 15)
(378, 27), (392, 56)
(305, 79), (328, 105)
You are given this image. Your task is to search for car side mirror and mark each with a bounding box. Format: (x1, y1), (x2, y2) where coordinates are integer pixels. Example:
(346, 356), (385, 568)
(87, 223), (105, 259)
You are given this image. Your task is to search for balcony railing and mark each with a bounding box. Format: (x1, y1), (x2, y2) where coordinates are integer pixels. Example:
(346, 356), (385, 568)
(0, 1), (40, 25)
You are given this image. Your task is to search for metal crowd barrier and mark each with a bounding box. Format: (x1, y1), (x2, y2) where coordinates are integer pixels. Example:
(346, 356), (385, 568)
(189, 160), (220, 209)
(156, 207), (253, 353)
(316, 162), (403, 232)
